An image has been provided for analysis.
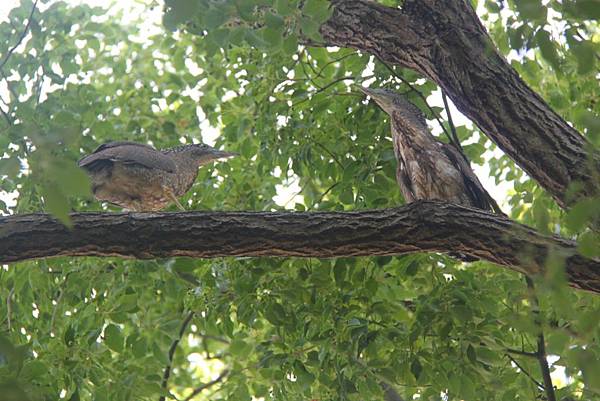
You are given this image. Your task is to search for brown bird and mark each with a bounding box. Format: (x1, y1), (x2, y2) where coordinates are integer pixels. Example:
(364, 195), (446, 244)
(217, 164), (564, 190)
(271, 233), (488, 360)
(360, 87), (502, 214)
(78, 141), (237, 211)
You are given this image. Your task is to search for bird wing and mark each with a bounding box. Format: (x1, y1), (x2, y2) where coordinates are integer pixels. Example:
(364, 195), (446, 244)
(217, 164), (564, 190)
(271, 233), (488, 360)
(440, 143), (503, 214)
(78, 141), (177, 173)
(396, 155), (417, 203)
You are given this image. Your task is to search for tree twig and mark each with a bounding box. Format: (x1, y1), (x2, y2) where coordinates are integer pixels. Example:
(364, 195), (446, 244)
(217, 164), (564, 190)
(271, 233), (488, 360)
(182, 369), (229, 401)
(292, 75), (362, 108)
(309, 181), (340, 210)
(6, 287), (14, 331)
(0, 104), (11, 125)
(0, 0), (39, 72)
(310, 51), (359, 81)
(50, 274), (70, 336)
(0, 70), (19, 100)
(159, 311), (195, 401)
(441, 90), (465, 154)
(505, 354), (545, 391)
(525, 277), (557, 401)
(197, 333), (230, 344)
(505, 348), (538, 358)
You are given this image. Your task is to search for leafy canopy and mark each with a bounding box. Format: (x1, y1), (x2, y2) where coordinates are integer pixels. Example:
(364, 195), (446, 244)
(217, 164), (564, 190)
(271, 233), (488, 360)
(0, 0), (599, 400)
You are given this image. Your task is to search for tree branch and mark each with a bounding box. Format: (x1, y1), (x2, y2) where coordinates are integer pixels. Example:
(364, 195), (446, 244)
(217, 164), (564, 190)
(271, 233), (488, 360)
(317, 0), (600, 208)
(2, 201), (600, 293)
(505, 354), (545, 391)
(0, 0), (39, 72)
(159, 311), (195, 401)
(182, 369), (229, 401)
(525, 277), (557, 401)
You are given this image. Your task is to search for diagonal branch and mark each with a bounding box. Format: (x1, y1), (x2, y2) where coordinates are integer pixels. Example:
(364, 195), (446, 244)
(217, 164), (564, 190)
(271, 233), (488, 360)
(1, 201), (600, 293)
(505, 354), (545, 391)
(182, 369), (229, 401)
(159, 311), (195, 401)
(0, 0), (39, 72)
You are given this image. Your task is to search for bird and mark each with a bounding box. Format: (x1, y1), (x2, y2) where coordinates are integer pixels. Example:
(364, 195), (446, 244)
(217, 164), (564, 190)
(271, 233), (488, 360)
(78, 141), (237, 211)
(360, 86), (502, 214)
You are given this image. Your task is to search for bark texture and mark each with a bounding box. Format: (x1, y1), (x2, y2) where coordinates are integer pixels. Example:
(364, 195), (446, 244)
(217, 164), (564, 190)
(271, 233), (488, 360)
(319, 0), (600, 208)
(1, 201), (599, 293)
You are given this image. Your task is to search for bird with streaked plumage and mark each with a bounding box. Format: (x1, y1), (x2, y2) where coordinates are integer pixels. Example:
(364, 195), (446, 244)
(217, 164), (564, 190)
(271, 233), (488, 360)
(78, 141), (237, 211)
(360, 86), (502, 214)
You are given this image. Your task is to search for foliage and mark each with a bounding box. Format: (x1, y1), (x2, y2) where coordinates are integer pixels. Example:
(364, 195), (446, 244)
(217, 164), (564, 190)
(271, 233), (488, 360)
(0, 0), (599, 400)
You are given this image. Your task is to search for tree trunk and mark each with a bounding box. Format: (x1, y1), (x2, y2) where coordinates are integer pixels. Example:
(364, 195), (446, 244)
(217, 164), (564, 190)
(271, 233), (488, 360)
(318, 0), (600, 208)
(1, 201), (599, 293)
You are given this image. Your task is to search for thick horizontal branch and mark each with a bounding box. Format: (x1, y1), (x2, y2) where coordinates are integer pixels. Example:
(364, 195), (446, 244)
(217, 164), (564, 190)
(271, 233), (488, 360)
(1, 201), (599, 293)
(319, 0), (600, 208)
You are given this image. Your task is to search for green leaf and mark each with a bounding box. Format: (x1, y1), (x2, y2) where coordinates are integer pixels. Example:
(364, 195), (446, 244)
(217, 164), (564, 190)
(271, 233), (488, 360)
(535, 30), (561, 71)
(229, 338), (252, 356)
(513, 0), (547, 21)
(165, 0), (200, 29)
(262, 27), (283, 49)
(410, 358), (422, 380)
(104, 324), (124, 353)
(203, 7), (229, 30)
(576, 349), (600, 392)
(466, 344), (477, 364)
(264, 303), (286, 326)
(20, 361), (47, 380)
(571, 40), (596, 75)
(41, 184), (71, 226)
(0, 156), (20, 177)
(275, 0), (293, 15)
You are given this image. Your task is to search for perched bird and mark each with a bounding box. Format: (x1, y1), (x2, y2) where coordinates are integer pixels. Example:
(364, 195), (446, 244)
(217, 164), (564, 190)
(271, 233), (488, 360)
(360, 87), (502, 214)
(78, 141), (237, 211)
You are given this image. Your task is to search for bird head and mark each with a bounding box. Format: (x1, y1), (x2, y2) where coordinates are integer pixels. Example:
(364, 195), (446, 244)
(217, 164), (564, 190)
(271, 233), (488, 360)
(179, 143), (238, 165)
(359, 86), (427, 129)
(359, 86), (407, 115)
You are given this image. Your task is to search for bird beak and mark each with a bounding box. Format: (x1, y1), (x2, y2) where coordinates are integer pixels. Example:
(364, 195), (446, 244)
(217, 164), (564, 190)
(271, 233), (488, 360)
(358, 85), (375, 97)
(207, 149), (238, 159)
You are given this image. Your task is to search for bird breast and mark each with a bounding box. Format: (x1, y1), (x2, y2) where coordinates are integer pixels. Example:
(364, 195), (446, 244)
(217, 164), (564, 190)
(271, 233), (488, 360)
(169, 162), (200, 196)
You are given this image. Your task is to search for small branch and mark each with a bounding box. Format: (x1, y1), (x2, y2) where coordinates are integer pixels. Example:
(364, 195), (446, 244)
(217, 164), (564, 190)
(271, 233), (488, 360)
(525, 277), (557, 401)
(6, 287), (14, 331)
(50, 274), (70, 336)
(292, 75), (361, 108)
(0, 0), (39, 72)
(441, 90), (464, 154)
(197, 333), (230, 344)
(298, 51), (323, 90)
(505, 354), (545, 391)
(311, 51), (359, 81)
(0, 104), (11, 125)
(312, 141), (344, 168)
(182, 369), (229, 401)
(159, 311), (195, 401)
(505, 348), (538, 358)
(310, 182), (340, 209)
(0, 70), (19, 100)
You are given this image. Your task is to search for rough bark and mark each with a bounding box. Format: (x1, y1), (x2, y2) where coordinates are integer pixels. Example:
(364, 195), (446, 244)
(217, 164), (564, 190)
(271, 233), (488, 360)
(1, 201), (599, 293)
(318, 0), (600, 208)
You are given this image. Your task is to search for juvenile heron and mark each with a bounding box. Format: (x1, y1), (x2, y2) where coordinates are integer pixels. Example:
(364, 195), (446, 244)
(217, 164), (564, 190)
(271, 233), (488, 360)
(78, 141), (237, 211)
(360, 87), (501, 214)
